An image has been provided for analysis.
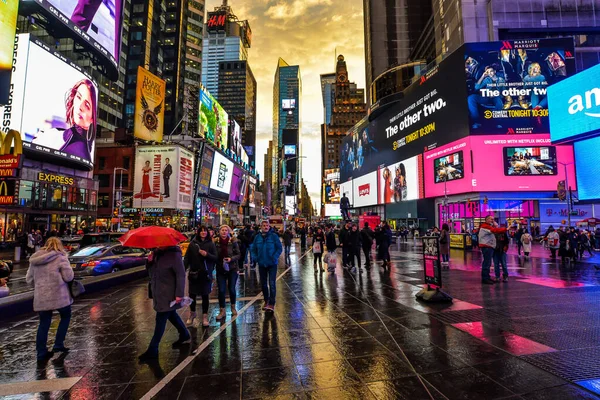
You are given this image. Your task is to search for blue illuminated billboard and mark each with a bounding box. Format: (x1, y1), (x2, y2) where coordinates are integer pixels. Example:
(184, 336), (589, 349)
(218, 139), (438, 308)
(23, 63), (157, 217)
(549, 63), (600, 144)
(574, 136), (600, 200)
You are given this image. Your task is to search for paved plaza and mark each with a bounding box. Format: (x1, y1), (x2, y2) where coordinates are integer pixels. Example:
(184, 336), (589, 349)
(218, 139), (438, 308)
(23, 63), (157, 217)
(2, 241), (600, 399)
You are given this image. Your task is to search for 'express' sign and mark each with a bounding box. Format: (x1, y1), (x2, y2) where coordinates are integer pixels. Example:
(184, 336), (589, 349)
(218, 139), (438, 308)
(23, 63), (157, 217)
(37, 172), (75, 185)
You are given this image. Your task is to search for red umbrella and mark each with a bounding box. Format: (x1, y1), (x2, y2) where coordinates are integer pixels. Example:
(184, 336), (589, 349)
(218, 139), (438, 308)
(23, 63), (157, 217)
(118, 226), (187, 249)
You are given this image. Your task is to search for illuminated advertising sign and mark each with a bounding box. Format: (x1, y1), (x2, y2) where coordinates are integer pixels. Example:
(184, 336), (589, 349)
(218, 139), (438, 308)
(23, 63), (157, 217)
(285, 196), (295, 215)
(378, 155), (422, 204)
(284, 145), (296, 156)
(503, 146), (557, 176)
(0, 179), (18, 205)
(209, 151), (233, 200)
(207, 11), (227, 31)
(133, 146), (194, 210)
(548, 63), (600, 144)
(247, 175), (256, 207)
(282, 99), (296, 110)
(434, 151), (464, 183)
(197, 145), (214, 196)
(134, 67), (166, 142)
(241, 146), (249, 167)
(424, 137), (473, 198)
(20, 0), (122, 78)
(340, 180), (353, 206)
(37, 172), (75, 185)
(574, 136), (600, 200)
(229, 119), (242, 158)
(465, 38), (574, 135)
(0, 34), (98, 170)
(324, 168), (340, 204)
(229, 165), (248, 203)
(352, 172), (377, 207)
(0, 0), (18, 105)
(199, 86), (228, 149)
(325, 203), (340, 217)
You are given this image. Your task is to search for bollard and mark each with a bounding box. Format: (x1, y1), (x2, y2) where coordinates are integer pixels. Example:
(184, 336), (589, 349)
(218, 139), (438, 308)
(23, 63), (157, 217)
(14, 247), (20, 262)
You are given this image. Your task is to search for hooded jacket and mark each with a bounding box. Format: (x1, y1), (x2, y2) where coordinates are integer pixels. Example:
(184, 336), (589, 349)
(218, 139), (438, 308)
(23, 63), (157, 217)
(251, 228), (283, 267)
(478, 222), (506, 248)
(26, 249), (74, 312)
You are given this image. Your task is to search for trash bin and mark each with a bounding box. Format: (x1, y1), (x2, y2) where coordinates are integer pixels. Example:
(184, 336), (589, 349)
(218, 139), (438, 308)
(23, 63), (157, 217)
(14, 246), (20, 262)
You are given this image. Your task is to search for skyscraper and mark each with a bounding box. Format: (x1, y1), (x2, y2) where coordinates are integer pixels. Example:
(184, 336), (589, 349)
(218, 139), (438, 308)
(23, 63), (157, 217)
(218, 60), (257, 166)
(201, 2), (251, 97)
(320, 73), (336, 126)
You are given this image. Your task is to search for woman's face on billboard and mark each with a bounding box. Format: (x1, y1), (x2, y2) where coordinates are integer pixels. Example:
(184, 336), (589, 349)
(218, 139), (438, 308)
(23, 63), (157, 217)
(73, 84), (94, 130)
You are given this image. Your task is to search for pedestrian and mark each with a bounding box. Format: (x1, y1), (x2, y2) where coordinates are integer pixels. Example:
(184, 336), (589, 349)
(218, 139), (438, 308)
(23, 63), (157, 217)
(250, 220), (283, 312)
(27, 229), (36, 258)
(559, 227), (570, 264)
(214, 225), (241, 320)
(340, 192), (351, 220)
(478, 215), (507, 284)
(325, 224), (337, 253)
(493, 229), (509, 282)
(184, 226), (217, 328)
(377, 222), (393, 268)
(547, 227), (560, 259)
(440, 223), (450, 266)
(339, 221), (351, 267)
(139, 244), (190, 361)
(238, 225), (250, 270)
(282, 227), (293, 264)
(579, 230), (594, 258)
(360, 222), (374, 268)
(521, 229), (533, 258)
(515, 227), (524, 255)
(312, 227), (325, 273)
(26, 237), (74, 361)
(347, 223), (362, 271)
(595, 227), (600, 250)
(297, 223), (307, 249)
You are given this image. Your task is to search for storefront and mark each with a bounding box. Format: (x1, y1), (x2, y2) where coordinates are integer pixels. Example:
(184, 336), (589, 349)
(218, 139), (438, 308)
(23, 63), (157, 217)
(117, 208), (192, 231)
(385, 199), (435, 231)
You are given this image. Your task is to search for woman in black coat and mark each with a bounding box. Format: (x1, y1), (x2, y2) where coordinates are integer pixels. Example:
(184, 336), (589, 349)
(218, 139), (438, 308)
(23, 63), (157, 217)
(184, 226), (217, 327)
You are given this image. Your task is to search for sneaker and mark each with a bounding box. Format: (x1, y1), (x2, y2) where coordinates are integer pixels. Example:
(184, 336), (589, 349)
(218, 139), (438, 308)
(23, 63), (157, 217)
(265, 304), (275, 312)
(502, 275), (509, 282)
(482, 279), (496, 285)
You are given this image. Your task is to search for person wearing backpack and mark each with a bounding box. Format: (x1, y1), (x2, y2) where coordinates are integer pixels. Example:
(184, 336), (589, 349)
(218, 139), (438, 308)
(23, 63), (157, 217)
(360, 222), (374, 269)
(521, 229), (533, 258)
(312, 227), (325, 273)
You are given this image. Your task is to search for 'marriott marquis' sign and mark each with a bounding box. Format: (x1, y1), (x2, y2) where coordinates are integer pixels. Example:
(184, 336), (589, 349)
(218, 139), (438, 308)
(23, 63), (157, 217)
(548, 63), (600, 144)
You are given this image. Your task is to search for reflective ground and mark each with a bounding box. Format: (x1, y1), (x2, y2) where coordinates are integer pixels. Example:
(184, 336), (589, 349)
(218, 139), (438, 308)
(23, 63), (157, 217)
(2, 240), (600, 399)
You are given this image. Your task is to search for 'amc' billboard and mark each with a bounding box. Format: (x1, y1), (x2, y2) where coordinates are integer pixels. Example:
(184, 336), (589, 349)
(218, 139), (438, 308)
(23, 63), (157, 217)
(134, 67), (166, 142)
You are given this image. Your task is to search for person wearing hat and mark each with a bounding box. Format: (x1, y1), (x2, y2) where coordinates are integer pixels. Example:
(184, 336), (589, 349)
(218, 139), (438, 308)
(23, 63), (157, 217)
(214, 225), (241, 320)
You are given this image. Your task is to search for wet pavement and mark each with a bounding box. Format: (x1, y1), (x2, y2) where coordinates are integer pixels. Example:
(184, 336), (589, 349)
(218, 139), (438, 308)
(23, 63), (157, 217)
(2, 241), (600, 399)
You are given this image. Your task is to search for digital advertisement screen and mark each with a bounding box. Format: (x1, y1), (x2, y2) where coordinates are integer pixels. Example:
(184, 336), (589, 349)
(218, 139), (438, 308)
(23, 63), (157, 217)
(229, 165), (247, 203)
(282, 99), (296, 110)
(340, 180), (353, 207)
(548, 63), (600, 144)
(0, 34), (98, 170)
(503, 146), (557, 176)
(324, 168), (340, 204)
(325, 203), (340, 217)
(0, 0), (18, 105)
(378, 155), (422, 204)
(229, 119), (242, 159)
(464, 38), (575, 135)
(284, 145), (296, 156)
(199, 87), (228, 149)
(197, 145), (214, 196)
(241, 147), (249, 168)
(434, 151), (464, 183)
(574, 136), (600, 200)
(353, 172), (378, 208)
(247, 176), (256, 207)
(285, 196), (295, 215)
(209, 151), (234, 199)
(21, 0), (122, 76)
(134, 67), (165, 142)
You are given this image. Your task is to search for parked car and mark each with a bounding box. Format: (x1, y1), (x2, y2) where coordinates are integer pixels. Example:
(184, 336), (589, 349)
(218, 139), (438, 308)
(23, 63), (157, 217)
(62, 233), (124, 254)
(69, 243), (148, 277)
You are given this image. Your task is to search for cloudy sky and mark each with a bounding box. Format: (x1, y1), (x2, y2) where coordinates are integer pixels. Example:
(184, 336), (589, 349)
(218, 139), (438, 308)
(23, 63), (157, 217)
(206, 0), (366, 207)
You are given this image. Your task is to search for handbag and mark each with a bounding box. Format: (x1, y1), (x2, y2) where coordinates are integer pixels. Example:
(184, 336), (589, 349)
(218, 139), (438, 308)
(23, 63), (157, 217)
(68, 279), (85, 298)
(313, 241), (322, 253)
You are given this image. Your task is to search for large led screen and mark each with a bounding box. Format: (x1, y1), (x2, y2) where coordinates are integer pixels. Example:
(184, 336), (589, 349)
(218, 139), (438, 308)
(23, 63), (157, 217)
(574, 136), (600, 200)
(378, 155), (422, 204)
(324, 168), (340, 204)
(247, 175), (257, 207)
(352, 172), (377, 208)
(196, 145), (214, 196)
(199, 87), (228, 149)
(503, 146), (557, 176)
(434, 151), (464, 183)
(465, 38), (575, 135)
(0, 34), (98, 169)
(548, 63), (600, 144)
(21, 0), (122, 77)
(209, 151), (233, 200)
(424, 138), (473, 198)
(229, 165), (247, 203)
(229, 119), (242, 159)
(0, 0), (18, 105)
(339, 180), (353, 207)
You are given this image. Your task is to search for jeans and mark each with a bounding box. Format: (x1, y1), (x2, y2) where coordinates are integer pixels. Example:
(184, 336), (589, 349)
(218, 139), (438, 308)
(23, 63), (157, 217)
(259, 265), (277, 306)
(362, 245), (371, 265)
(189, 293), (209, 314)
(217, 271), (238, 308)
(341, 246), (349, 266)
(481, 247), (494, 281)
(37, 305), (71, 358)
(147, 310), (189, 355)
(313, 253), (323, 268)
(284, 245), (291, 259)
(442, 254), (449, 263)
(349, 247), (361, 267)
(493, 251), (508, 278)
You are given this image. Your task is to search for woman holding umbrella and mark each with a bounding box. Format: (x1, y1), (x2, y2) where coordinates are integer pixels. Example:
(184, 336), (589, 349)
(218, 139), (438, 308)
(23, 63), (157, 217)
(214, 225), (241, 320)
(184, 226), (217, 327)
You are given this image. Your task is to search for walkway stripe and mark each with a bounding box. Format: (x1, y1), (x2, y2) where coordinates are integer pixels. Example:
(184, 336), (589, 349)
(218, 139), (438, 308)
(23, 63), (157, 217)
(0, 377), (81, 396)
(140, 251), (310, 400)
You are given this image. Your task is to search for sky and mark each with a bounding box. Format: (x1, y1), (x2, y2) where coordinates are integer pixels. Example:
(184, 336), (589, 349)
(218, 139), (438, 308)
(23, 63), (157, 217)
(206, 0), (366, 207)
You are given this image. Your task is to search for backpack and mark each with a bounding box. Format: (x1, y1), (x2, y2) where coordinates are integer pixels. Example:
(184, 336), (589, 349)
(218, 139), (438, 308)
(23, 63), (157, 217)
(522, 235), (531, 245)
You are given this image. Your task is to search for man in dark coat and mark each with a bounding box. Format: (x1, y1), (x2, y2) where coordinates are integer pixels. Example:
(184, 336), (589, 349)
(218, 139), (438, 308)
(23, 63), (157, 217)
(297, 223), (307, 249)
(347, 223), (362, 270)
(325, 225), (337, 252)
(162, 158), (173, 198)
(338, 221), (351, 267)
(360, 222), (374, 268)
(282, 227), (294, 263)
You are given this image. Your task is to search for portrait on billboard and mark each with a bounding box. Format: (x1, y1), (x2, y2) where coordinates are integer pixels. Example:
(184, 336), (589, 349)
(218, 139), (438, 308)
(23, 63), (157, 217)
(378, 156), (421, 204)
(434, 151), (464, 183)
(465, 39), (575, 135)
(229, 120), (242, 158)
(504, 146), (557, 176)
(134, 160), (158, 200)
(134, 67), (165, 142)
(339, 122), (376, 181)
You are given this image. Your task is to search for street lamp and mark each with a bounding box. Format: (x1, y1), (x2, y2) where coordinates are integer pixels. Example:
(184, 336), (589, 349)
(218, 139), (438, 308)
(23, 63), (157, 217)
(558, 161), (575, 228)
(112, 167), (128, 232)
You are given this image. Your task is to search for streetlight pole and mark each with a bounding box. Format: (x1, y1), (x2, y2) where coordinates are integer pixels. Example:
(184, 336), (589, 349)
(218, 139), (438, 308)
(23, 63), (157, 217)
(558, 161), (575, 228)
(112, 167), (128, 232)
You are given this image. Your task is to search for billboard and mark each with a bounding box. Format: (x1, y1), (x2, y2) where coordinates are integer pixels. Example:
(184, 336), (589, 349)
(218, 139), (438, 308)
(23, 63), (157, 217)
(20, 0), (122, 77)
(197, 145), (214, 196)
(209, 151), (234, 200)
(574, 136), (600, 200)
(247, 175), (257, 207)
(324, 168), (340, 204)
(133, 146), (194, 210)
(134, 67), (165, 142)
(378, 155), (422, 204)
(282, 99), (296, 110)
(434, 150), (464, 183)
(0, 34), (98, 170)
(241, 146), (249, 167)
(325, 203), (340, 217)
(353, 172), (378, 207)
(206, 11), (227, 31)
(285, 196), (295, 215)
(424, 137), (473, 198)
(0, 0), (18, 105)
(340, 180), (353, 207)
(229, 165), (248, 203)
(548, 63), (600, 144)
(199, 87), (228, 149)
(503, 146), (557, 176)
(229, 119), (242, 159)
(284, 144), (296, 156)
(465, 38), (575, 135)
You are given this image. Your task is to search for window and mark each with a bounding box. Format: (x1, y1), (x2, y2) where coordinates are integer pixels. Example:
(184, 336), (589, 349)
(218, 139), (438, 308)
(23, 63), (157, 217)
(98, 157), (106, 170)
(123, 156), (130, 169)
(98, 195), (110, 208)
(98, 174), (110, 188)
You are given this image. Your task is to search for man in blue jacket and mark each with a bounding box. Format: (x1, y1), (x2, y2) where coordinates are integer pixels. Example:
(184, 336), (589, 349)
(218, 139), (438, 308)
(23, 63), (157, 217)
(251, 220), (283, 312)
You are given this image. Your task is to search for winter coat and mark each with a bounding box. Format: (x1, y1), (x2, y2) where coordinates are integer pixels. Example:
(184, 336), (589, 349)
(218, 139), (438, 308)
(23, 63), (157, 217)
(147, 246), (186, 312)
(439, 229), (451, 256)
(360, 227), (374, 248)
(283, 230), (293, 246)
(251, 229), (283, 267)
(547, 231), (560, 249)
(377, 227), (393, 248)
(326, 231), (337, 251)
(346, 229), (361, 249)
(214, 236), (241, 274)
(494, 232), (509, 253)
(478, 223), (506, 248)
(339, 227), (349, 247)
(312, 232), (325, 254)
(521, 233), (533, 252)
(184, 237), (217, 296)
(26, 249), (74, 312)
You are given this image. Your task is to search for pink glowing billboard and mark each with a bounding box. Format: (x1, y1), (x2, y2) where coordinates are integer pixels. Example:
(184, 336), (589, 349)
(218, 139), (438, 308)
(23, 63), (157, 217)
(424, 135), (576, 197)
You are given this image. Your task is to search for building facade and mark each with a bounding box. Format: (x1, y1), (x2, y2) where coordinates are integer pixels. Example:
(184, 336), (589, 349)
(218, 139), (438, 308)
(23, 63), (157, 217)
(218, 60), (257, 166)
